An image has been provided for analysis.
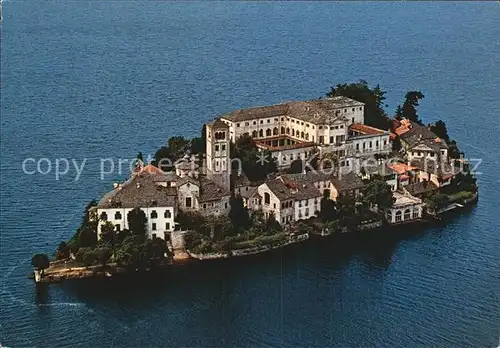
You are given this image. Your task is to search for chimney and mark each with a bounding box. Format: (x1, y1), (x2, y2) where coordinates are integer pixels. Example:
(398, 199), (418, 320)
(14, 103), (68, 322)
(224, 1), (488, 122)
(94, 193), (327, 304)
(113, 183), (119, 189)
(136, 183), (141, 189)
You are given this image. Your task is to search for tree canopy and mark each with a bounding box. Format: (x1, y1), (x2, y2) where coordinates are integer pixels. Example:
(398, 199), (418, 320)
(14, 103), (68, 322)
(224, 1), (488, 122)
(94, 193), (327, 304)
(363, 179), (395, 211)
(326, 80), (391, 130)
(127, 208), (148, 238)
(31, 254), (50, 275)
(232, 134), (277, 182)
(401, 91), (425, 125)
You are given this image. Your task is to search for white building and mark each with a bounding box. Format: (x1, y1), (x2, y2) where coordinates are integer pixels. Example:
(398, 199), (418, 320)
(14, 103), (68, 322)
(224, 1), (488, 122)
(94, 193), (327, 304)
(385, 190), (424, 225)
(96, 173), (177, 240)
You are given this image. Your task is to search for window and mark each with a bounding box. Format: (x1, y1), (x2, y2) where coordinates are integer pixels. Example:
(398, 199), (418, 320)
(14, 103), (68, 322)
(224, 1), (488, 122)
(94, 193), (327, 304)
(281, 127), (285, 134)
(359, 107), (362, 110)
(376, 140), (379, 148)
(306, 124), (309, 128)
(344, 109), (347, 113)
(100, 212), (108, 221)
(264, 192), (270, 205)
(252, 130), (258, 138)
(273, 203), (276, 208)
(222, 144), (226, 151)
(267, 119), (270, 123)
(274, 118), (278, 122)
(164, 210), (172, 218)
(236, 123), (240, 127)
(152, 233), (157, 239)
(413, 210), (420, 219)
(259, 129), (264, 137)
(114, 211), (122, 220)
(305, 208), (309, 216)
(281, 117), (285, 121)
(340, 125), (344, 129)
(260, 120), (263, 124)
(334, 126), (338, 130)
(330, 136), (334, 144)
(319, 126), (323, 129)
(245, 122), (249, 126)
(115, 224), (121, 231)
(225, 202), (228, 209)
(165, 222), (170, 230)
(286, 127), (290, 134)
(352, 118), (354, 123)
(301, 122), (304, 125)
(395, 210), (402, 222)
(215, 144), (219, 151)
(266, 129), (272, 137)
(369, 141), (372, 148)
(356, 143), (359, 150)
(273, 127), (279, 135)
(352, 108), (355, 112)
(151, 210), (158, 219)
(186, 197), (192, 207)
(152, 223), (157, 231)
(404, 209), (411, 221)
(301, 132), (304, 139)
(253, 121), (257, 125)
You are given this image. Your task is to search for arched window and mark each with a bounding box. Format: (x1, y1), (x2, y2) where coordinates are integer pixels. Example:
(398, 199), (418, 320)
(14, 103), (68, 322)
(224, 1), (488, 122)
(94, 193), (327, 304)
(300, 131), (305, 139)
(273, 127), (279, 135)
(264, 192), (270, 205)
(164, 210), (172, 219)
(305, 133), (309, 140)
(252, 130), (258, 138)
(404, 209), (411, 221)
(281, 127), (285, 134)
(114, 211), (122, 220)
(286, 127), (290, 134)
(266, 129), (272, 137)
(395, 210), (402, 222)
(292, 129), (295, 136)
(151, 210), (158, 219)
(259, 129), (264, 137)
(100, 212), (108, 221)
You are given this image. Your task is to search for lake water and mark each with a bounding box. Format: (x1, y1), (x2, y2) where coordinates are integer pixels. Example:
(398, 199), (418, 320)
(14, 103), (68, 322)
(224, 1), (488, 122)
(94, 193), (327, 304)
(1, 1), (499, 347)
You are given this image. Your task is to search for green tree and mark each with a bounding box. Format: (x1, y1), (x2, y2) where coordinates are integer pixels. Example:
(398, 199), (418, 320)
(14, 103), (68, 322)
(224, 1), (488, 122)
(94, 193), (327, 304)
(69, 199), (98, 249)
(100, 221), (116, 244)
(363, 179), (395, 211)
(287, 159), (304, 174)
(394, 105), (404, 121)
(320, 191), (337, 221)
(265, 212), (282, 233)
(326, 80), (390, 130)
(429, 120), (450, 142)
(232, 134), (277, 181)
(96, 247), (112, 267)
(31, 253), (50, 276)
(401, 91), (425, 125)
(56, 241), (70, 260)
(191, 124), (207, 154)
(82, 251), (97, 267)
(127, 208), (148, 238)
(338, 195), (360, 229)
(229, 195), (250, 232)
(427, 193), (449, 213)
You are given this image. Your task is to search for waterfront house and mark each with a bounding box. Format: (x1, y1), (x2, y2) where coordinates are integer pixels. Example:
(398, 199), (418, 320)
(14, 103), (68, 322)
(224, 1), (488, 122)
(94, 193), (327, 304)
(385, 190), (424, 225)
(96, 174), (177, 240)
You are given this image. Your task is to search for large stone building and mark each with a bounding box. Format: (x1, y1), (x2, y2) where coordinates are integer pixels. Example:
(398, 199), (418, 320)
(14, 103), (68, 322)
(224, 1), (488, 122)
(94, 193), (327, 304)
(217, 96), (391, 171)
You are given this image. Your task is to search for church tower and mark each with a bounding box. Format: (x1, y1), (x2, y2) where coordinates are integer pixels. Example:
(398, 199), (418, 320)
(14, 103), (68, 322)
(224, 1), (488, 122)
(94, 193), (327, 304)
(206, 119), (231, 192)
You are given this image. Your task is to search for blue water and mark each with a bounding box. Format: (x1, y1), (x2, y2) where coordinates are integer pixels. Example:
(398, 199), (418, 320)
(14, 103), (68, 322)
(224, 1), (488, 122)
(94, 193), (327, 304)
(1, 1), (499, 347)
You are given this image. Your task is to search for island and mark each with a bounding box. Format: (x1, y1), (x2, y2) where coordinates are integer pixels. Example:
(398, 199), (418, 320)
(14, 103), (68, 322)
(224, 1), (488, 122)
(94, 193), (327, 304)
(31, 81), (478, 284)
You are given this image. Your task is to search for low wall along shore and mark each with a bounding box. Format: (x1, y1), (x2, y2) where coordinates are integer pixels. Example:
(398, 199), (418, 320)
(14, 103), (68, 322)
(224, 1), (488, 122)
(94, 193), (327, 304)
(188, 233), (310, 260)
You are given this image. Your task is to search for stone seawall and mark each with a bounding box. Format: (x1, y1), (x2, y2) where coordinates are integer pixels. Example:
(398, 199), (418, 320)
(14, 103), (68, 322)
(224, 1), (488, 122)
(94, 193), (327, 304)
(188, 233), (310, 260)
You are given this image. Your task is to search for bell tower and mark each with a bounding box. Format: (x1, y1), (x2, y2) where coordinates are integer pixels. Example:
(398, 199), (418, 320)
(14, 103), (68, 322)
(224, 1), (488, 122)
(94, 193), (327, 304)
(206, 119), (231, 192)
